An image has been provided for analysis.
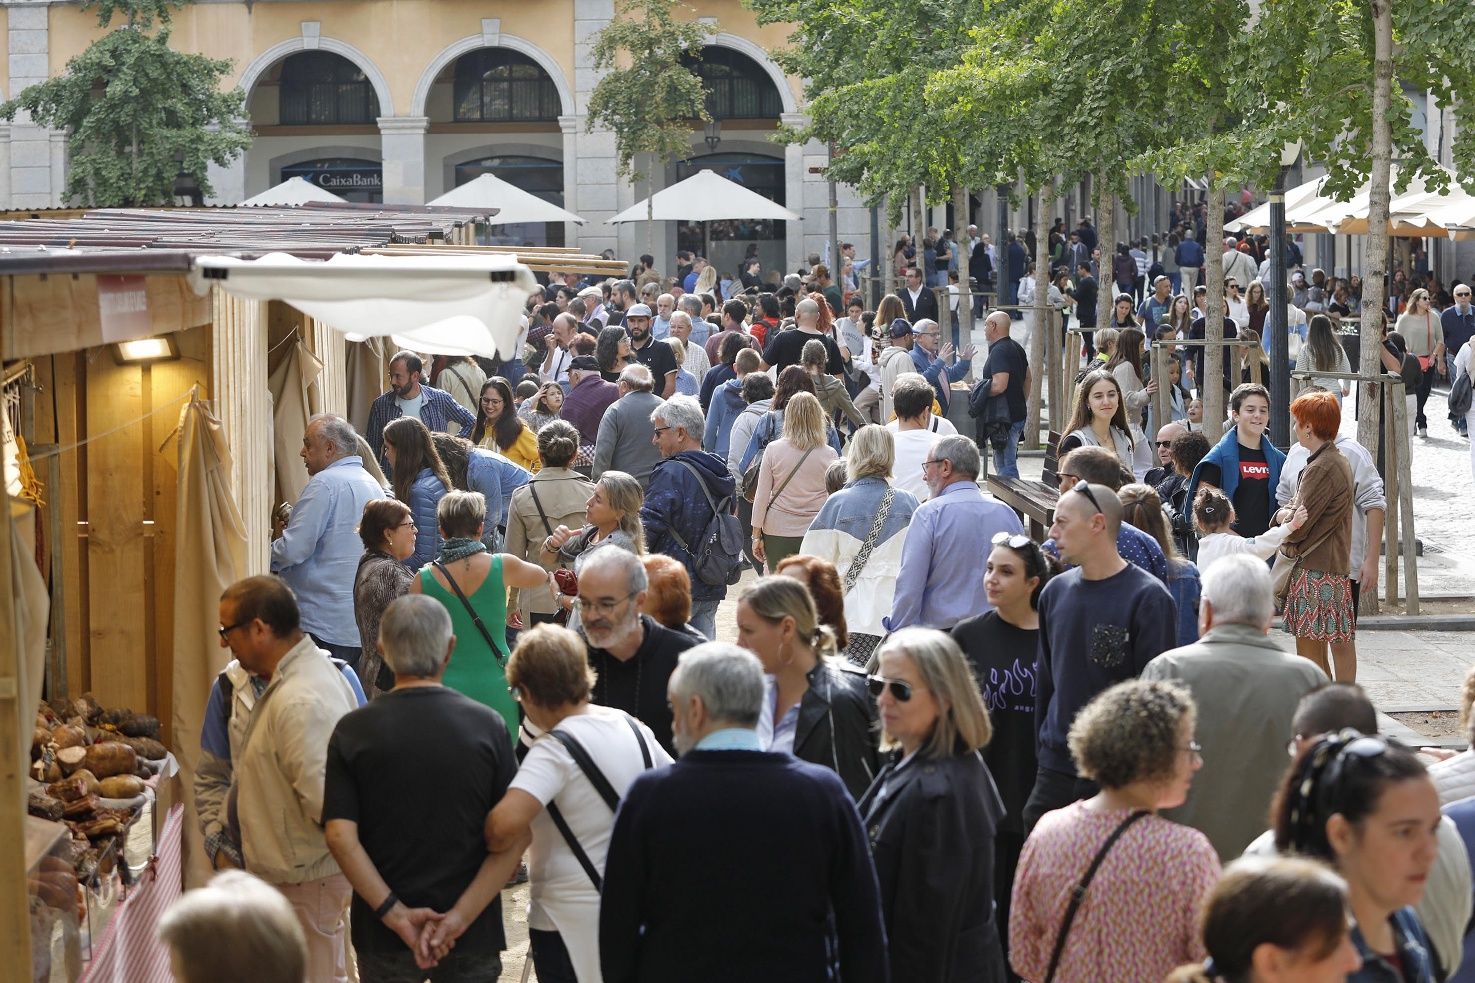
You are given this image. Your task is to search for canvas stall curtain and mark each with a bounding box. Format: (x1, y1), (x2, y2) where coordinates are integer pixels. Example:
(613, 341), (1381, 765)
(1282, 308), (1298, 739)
(268, 341), (325, 507)
(170, 393), (248, 887)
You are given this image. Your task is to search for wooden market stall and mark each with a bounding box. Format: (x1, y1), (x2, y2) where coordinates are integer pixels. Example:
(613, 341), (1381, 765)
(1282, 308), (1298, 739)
(0, 201), (617, 979)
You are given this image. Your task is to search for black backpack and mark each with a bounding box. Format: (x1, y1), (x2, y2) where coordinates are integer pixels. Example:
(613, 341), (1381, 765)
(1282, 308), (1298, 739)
(1449, 366), (1473, 419)
(667, 460), (745, 587)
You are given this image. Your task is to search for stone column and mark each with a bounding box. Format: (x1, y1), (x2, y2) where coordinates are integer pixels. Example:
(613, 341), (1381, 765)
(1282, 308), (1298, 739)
(572, 0), (618, 256)
(559, 114), (580, 248)
(8, 1), (58, 209)
(781, 113), (808, 273)
(377, 116), (429, 205)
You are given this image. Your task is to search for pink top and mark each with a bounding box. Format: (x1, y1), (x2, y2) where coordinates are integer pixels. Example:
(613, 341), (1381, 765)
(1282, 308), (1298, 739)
(1009, 802), (1219, 982)
(751, 438), (838, 537)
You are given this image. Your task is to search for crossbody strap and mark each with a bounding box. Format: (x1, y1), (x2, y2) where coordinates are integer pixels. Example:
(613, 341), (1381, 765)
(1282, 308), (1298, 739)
(543, 715), (655, 892)
(1044, 810), (1149, 983)
(666, 459), (726, 554)
(428, 559), (505, 667)
(770, 446), (817, 504)
(527, 481), (556, 539)
(843, 490), (896, 594)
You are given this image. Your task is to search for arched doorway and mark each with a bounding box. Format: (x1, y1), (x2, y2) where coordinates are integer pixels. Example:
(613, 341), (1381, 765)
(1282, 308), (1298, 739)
(426, 46), (567, 239)
(247, 51), (384, 202)
(674, 47), (788, 283)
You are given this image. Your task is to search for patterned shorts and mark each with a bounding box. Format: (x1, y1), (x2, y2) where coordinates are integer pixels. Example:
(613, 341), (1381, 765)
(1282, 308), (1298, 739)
(1282, 567), (1356, 642)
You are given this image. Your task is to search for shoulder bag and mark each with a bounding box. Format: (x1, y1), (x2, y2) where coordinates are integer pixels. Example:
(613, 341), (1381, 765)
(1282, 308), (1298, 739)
(429, 558), (507, 667)
(544, 713), (654, 892)
(1270, 521), (1339, 610)
(842, 490), (896, 594)
(525, 482), (574, 625)
(1043, 810), (1149, 983)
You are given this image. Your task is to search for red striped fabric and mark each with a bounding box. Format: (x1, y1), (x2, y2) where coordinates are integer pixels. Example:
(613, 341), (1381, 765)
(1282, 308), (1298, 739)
(80, 803), (184, 983)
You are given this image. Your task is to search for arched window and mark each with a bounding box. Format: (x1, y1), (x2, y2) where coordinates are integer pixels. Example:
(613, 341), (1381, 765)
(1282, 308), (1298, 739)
(681, 48), (783, 120)
(453, 50), (561, 122)
(278, 52), (381, 125)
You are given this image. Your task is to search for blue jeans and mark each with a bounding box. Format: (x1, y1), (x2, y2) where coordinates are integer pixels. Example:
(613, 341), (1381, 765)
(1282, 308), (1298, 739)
(992, 419), (1026, 479)
(690, 599), (720, 640)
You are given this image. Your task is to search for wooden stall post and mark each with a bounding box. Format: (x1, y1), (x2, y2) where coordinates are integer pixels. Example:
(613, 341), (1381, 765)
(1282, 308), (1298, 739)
(1388, 379), (1419, 614)
(1037, 308), (1060, 450)
(1152, 342), (1171, 439)
(1382, 381), (1401, 610)
(212, 288), (271, 574)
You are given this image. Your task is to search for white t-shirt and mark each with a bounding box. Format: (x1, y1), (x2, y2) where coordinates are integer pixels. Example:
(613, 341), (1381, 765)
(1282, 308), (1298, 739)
(394, 390), (426, 421)
(887, 420), (957, 501)
(510, 705), (672, 929)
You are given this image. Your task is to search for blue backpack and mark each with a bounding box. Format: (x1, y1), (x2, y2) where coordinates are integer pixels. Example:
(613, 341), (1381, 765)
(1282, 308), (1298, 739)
(667, 460), (745, 587)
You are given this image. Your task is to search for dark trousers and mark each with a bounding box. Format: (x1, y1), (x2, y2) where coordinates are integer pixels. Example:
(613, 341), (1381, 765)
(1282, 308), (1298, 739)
(308, 633), (361, 674)
(1022, 765), (1099, 833)
(529, 929), (579, 983)
(358, 949), (502, 983)
(1415, 363), (1437, 428)
(994, 828), (1027, 983)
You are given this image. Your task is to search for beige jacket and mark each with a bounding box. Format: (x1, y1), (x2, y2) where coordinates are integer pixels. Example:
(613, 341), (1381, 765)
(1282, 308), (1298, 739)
(505, 467), (595, 617)
(233, 635), (358, 885)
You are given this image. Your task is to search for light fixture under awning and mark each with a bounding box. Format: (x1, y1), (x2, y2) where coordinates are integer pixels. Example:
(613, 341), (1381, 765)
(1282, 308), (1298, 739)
(190, 251), (538, 358)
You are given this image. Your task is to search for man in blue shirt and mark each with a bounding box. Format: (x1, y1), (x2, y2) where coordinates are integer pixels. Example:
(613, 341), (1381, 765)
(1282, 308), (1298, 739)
(1442, 283), (1475, 436)
(682, 254), (707, 293)
(886, 435), (1024, 631)
(910, 318), (975, 415)
(364, 351), (475, 470)
(270, 415), (386, 670)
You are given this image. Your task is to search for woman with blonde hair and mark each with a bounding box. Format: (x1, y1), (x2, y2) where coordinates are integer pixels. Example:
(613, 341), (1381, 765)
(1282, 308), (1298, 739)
(751, 391), (839, 571)
(799, 424), (920, 664)
(1395, 286), (1443, 435)
(859, 628), (1007, 982)
(736, 575), (877, 799)
(694, 263), (721, 304)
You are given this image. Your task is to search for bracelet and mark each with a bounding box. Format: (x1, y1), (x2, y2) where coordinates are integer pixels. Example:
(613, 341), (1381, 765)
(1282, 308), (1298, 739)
(374, 893), (399, 920)
(541, 537), (556, 553)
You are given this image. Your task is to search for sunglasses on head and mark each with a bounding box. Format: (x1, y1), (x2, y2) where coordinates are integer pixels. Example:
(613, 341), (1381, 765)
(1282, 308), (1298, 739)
(992, 531), (1032, 549)
(867, 675), (914, 701)
(1073, 482), (1103, 513)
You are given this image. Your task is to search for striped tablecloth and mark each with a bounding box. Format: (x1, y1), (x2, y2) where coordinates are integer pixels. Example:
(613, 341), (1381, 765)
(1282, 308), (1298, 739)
(79, 803), (183, 983)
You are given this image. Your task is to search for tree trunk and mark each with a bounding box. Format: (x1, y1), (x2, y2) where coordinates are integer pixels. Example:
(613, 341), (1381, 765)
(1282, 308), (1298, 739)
(911, 186), (925, 239)
(1028, 182), (1054, 449)
(882, 194), (896, 299)
(1095, 175), (1115, 330)
(1203, 184), (1228, 442)
(646, 167), (656, 266)
(954, 183), (975, 378)
(1358, 0), (1394, 458)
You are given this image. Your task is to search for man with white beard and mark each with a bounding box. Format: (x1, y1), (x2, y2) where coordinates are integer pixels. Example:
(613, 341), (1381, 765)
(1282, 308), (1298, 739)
(577, 547), (697, 756)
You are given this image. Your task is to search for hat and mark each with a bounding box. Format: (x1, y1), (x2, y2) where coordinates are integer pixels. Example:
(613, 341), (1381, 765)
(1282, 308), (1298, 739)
(569, 355), (600, 371)
(889, 318), (914, 338)
(578, 285), (603, 299)
(626, 303), (653, 318)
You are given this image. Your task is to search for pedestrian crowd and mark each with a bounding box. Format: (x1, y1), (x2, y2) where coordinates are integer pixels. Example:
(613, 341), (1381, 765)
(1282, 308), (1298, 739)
(160, 246), (1475, 983)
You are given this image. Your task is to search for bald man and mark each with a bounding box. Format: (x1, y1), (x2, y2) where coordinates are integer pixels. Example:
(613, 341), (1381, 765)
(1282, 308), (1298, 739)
(1024, 482), (1178, 830)
(970, 310), (1030, 477)
(1145, 421), (1188, 486)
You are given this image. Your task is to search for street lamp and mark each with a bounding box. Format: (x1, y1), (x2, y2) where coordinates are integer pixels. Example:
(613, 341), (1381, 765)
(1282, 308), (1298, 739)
(704, 117), (722, 152)
(1268, 139), (1302, 448)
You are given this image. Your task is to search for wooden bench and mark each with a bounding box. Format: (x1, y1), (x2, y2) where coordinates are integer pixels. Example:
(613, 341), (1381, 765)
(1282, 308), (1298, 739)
(987, 431), (1061, 540)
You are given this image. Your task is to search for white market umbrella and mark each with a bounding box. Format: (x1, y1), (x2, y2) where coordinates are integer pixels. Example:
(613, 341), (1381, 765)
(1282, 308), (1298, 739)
(240, 177), (346, 208)
(1224, 178), (1325, 233)
(429, 173), (585, 226)
(607, 170), (801, 224)
(190, 251), (538, 358)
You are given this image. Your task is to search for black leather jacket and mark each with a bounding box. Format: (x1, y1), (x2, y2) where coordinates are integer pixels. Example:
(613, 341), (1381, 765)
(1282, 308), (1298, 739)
(792, 659), (880, 801)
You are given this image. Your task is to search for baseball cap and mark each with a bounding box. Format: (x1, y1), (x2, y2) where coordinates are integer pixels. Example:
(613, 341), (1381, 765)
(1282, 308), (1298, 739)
(889, 318), (913, 339)
(569, 355), (600, 371)
(626, 303), (653, 318)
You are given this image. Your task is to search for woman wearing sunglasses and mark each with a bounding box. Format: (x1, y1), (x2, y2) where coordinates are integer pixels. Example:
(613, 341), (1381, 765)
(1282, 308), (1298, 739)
(857, 628), (1007, 982)
(949, 532), (1055, 954)
(1268, 731), (1440, 982)
(737, 576), (877, 801)
(1010, 679), (1219, 982)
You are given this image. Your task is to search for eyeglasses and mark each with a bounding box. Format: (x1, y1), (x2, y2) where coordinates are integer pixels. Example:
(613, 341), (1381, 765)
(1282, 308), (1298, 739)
(1458, 292), (1472, 298)
(1182, 739), (1203, 758)
(651, 426), (673, 437)
(507, 685), (524, 703)
(217, 620), (250, 641)
(867, 675), (914, 702)
(1072, 482), (1103, 513)
(577, 591), (636, 616)
(992, 531), (1032, 549)
(397, 519), (416, 529)
(1154, 440), (1174, 449)
(921, 458), (945, 472)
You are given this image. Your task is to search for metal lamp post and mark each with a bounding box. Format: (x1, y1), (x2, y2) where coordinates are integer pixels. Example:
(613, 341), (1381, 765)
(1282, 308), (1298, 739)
(1269, 139), (1302, 448)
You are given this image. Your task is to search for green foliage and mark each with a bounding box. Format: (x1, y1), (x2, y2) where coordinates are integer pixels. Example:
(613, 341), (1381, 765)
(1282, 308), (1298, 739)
(83, 0), (178, 30)
(585, 0), (709, 183)
(0, 0), (249, 207)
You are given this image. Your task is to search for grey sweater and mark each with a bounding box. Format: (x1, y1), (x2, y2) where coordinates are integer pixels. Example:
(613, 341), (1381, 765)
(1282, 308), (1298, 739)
(593, 390), (666, 487)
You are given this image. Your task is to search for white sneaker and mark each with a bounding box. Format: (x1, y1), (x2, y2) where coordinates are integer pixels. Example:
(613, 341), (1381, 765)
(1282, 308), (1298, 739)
(1417, 425), (1429, 437)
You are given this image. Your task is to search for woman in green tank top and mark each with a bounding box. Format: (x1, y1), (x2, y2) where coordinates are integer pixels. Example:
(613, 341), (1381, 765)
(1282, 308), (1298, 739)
(410, 490), (555, 736)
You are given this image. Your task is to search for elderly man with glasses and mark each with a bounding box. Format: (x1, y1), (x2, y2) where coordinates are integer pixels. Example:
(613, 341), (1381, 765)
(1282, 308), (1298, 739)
(884, 435), (1023, 633)
(1443, 283), (1475, 437)
(576, 548), (698, 757)
(1023, 479), (1177, 833)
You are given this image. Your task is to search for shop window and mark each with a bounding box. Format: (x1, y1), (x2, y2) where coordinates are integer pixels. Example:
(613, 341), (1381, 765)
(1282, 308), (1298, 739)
(681, 48), (783, 120)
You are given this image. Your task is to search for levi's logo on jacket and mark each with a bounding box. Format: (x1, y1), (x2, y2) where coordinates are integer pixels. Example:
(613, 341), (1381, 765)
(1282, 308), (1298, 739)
(1241, 462), (1270, 480)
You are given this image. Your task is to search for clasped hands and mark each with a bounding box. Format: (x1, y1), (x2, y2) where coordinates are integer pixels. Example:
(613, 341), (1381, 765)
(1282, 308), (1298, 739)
(382, 901), (469, 970)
